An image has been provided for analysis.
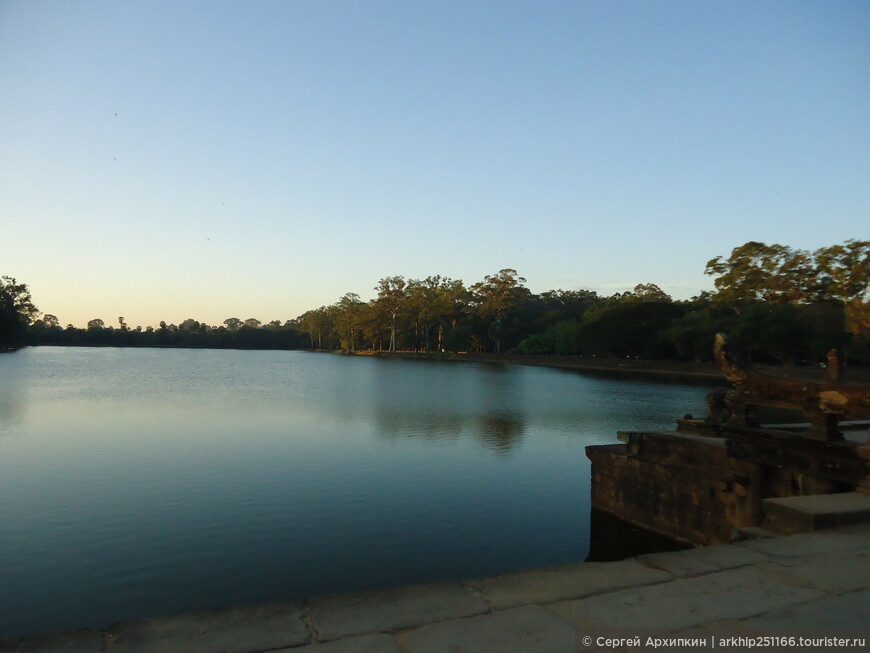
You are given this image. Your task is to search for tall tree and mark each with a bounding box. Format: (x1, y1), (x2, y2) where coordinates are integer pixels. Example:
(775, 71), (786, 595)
(705, 242), (815, 309)
(814, 239), (870, 338)
(297, 307), (332, 349)
(375, 276), (406, 352)
(334, 293), (364, 352)
(223, 317), (243, 331)
(631, 283), (672, 302)
(0, 276), (38, 350)
(471, 269), (527, 352)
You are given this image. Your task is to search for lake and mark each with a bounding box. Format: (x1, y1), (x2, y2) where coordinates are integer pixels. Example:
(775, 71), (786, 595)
(0, 347), (710, 637)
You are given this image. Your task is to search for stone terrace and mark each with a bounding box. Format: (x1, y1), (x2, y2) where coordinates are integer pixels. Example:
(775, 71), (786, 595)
(3, 521), (869, 653)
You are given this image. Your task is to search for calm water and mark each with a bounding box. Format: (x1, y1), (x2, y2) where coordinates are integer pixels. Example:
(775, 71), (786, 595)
(0, 347), (709, 637)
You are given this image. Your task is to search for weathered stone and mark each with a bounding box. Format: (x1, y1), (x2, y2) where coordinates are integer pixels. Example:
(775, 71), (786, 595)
(398, 606), (577, 653)
(740, 588), (870, 630)
(713, 334), (870, 439)
(0, 629), (103, 653)
(465, 559), (672, 610)
(638, 551), (719, 577)
(105, 602), (308, 653)
(736, 526), (778, 539)
(763, 492), (870, 533)
(545, 567), (824, 632)
(664, 543), (770, 570)
(758, 549), (870, 593)
(736, 531), (870, 557)
(587, 431), (757, 547)
(307, 581), (487, 642)
(277, 633), (401, 653)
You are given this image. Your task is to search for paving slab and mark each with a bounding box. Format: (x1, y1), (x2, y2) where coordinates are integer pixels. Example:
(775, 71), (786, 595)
(736, 531), (870, 557)
(0, 629), (103, 653)
(757, 549), (870, 594)
(277, 633), (401, 653)
(105, 602), (309, 653)
(545, 567), (824, 632)
(834, 522), (870, 536)
(465, 559), (673, 610)
(669, 621), (801, 652)
(638, 551), (720, 577)
(398, 605), (578, 653)
(737, 526), (779, 539)
(670, 543), (772, 570)
(739, 588), (870, 631)
(307, 580), (487, 642)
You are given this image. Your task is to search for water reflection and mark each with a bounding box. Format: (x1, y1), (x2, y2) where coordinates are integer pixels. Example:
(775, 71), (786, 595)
(373, 408), (525, 452)
(0, 347), (710, 638)
(586, 510), (685, 562)
(477, 411), (525, 453)
(0, 355), (26, 436)
(368, 359), (528, 451)
(374, 411), (465, 439)
(0, 394), (25, 435)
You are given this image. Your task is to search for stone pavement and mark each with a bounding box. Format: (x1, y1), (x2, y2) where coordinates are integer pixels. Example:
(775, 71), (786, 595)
(3, 525), (869, 653)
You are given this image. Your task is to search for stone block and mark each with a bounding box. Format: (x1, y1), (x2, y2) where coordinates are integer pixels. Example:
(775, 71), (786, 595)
(278, 633), (401, 653)
(465, 559), (672, 610)
(736, 531), (870, 557)
(669, 543), (770, 569)
(758, 549), (870, 593)
(307, 581), (487, 642)
(545, 567), (823, 632)
(105, 602), (309, 653)
(398, 606), (577, 653)
(0, 629), (103, 653)
(739, 588), (870, 631)
(638, 551), (719, 577)
(762, 492), (870, 533)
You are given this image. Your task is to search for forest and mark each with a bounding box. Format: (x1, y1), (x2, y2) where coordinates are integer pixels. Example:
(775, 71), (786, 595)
(2, 239), (869, 365)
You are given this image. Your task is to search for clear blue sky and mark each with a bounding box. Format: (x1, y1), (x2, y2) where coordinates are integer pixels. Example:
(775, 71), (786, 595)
(2, 1), (867, 328)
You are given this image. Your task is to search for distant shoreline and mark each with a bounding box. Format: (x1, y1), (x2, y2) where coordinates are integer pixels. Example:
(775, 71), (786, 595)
(339, 350), (870, 385)
(18, 344), (870, 384)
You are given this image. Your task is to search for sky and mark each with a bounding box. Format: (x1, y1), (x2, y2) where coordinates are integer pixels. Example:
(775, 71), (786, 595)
(2, 1), (868, 328)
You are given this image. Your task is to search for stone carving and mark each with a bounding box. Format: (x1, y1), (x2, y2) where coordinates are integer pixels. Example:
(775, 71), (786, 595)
(712, 333), (870, 440)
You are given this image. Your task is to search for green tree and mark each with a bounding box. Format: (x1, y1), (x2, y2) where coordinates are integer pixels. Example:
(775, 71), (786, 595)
(375, 276), (406, 352)
(814, 239), (870, 339)
(297, 307), (332, 349)
(0, 276), (38, 350)
(471, 269), (527, 352)
(631, 283), (672, 302)
(223, 317), (243, 331)
(333, 293), (365, 351)
(705, 242), (815, 309)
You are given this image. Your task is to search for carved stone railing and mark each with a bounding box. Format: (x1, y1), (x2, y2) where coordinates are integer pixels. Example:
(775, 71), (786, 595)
(711, 333), (870, 441)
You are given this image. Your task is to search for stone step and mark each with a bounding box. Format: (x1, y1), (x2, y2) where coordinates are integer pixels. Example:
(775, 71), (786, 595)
(734, 526), (779, 541)
(762, 492), (870, 534)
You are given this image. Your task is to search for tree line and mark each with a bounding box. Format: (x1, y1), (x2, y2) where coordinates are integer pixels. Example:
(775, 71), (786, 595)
(24, 315), (306, 350)
(2, 239), (868, 364)
(294, 239), (869, 365)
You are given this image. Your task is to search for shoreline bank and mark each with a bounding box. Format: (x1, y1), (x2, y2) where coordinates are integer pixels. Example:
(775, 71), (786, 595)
(337, 350), (870, 385)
